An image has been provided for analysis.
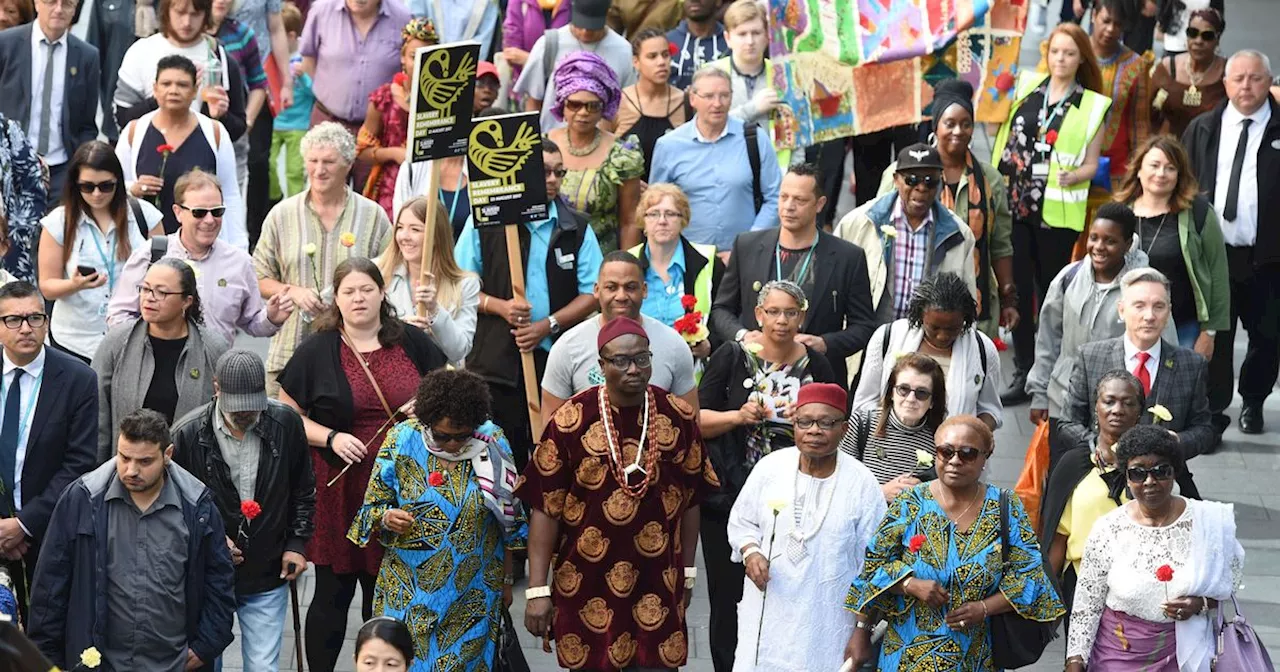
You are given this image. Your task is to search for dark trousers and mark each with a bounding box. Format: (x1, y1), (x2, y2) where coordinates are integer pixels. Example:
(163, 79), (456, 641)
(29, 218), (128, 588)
(1060, 0), (1082, 23)
(486, 348), (549, 473)
(1209, 246), (1280, 418)
(247, 106), (274, 251)
(850, 125), (921, 206)
(700, 509), (743, 672)
(304, 565), (375, 672)
(46, 161), (68, 214)
(1010, 218), (1079, 373)
(808, 138), (848, 228)
(88, 0), (136, 142)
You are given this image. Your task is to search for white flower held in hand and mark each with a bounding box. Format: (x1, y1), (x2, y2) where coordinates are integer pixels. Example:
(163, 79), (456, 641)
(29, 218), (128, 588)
(1148, 405), (1173, 424)
(915, 449), (934, 469)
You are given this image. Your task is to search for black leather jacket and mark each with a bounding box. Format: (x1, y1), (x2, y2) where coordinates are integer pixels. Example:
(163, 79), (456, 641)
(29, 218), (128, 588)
(172, 399), (317, 596)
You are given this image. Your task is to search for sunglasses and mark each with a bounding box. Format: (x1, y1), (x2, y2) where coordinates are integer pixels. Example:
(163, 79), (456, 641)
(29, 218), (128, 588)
(893, 384), (933, 401)
(177, 204), (227, 219)
(78, 180), (118, 194)
(1185, 27), (1218, 41)
(563, 99), (603, 114)
(902, 174), (940, 189)
(935, 444), (986, 463)
(432, 428), (474, 444)
(1125, 463), (1176, 483)
(545, 167), (568, 178)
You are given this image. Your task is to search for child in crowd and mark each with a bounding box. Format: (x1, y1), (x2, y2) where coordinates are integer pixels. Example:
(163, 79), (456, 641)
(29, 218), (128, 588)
(269, 1), (315, 199)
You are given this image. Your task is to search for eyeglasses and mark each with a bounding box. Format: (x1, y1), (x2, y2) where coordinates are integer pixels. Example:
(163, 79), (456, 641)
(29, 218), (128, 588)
(602, 352), (653, 370)
(692, 91), (732, 103)
(431, 427), (474, 444)
(177, 204), (227, 219)
(475, 78), (500, 91)
(1125, 463), (1176, 483)
(78, 180), (118, 194)
(563, 99), (603, 115)
(35, 0), (76, 9)
(137, 284), (185, 300)
(643, 210), (683, 222)
(0, 313), (47, 330)
(893, 384), (933, 401)
(901, 174), (940, 189)
(762, 307), (800, 320)
(544, 167), (568, 178)
(1185, 27), (1218, 41)
(794, 417), (844, 431)
(935, 444), (986, 463)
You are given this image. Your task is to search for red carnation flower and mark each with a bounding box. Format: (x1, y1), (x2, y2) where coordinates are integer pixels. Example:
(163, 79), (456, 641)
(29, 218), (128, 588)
(681, 294), (697, 311)
(908, 533), (926, 553)
(156, 144), (176, 154)
(393, 72), (410, 88)
(668, 42), (679, 57)
(1155, 565), (1174, 582)
(240, 499), (262, 521)
(428, 471), (445, 487)
(1045, 129), (1059, 147)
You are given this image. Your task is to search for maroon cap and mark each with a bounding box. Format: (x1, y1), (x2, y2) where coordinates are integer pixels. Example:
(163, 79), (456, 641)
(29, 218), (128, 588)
(795, 383), (847, 413)
(597, 316), (648, 350)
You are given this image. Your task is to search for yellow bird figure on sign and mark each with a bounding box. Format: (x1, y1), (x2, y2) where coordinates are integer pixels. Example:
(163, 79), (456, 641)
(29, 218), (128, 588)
(420, 49), (477, 110)
(469, 120), (539, 186)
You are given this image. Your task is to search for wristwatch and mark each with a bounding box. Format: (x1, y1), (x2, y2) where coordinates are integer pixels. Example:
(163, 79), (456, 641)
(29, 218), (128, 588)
(1204, 330), (1217, 337)
(683, 566), (697, 589)
(548, 314), (562, 335)
(734, 328), (748, 343)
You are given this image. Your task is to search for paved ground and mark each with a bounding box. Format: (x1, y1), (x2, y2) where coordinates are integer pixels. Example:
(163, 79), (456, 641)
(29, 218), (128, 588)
(219, 0), (1280, 668)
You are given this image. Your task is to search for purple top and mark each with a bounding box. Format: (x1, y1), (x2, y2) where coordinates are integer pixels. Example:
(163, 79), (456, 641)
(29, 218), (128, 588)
(300, 0), (411, 122)
(502, 0), (570, 82)
(105, 235), (281, 345)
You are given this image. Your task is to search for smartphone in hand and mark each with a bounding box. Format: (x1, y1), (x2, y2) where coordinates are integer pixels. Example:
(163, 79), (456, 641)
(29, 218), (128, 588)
(76, 265), (98, 277)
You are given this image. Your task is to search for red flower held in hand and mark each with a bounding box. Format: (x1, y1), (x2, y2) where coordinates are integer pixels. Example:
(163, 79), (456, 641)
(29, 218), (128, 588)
(1155, 565), (1174, 582)
(156, 144), (176, 155)
(908, 534), (926, 553)
(393, 72), (410, 88)
(1045, 130), (1059, 147)
(681, 294), (698, 312)
(428, 471), (445, 487)
(240, 499), (262, 521)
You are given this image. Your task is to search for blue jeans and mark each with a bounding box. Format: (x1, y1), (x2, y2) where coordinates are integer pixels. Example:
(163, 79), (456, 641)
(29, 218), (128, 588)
(1176, 320), (1201, 350)
(213, 584), (289, 672)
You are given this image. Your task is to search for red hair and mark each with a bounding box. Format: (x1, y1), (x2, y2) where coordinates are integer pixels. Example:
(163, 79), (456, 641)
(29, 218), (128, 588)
(1042, 23), (1105, 94)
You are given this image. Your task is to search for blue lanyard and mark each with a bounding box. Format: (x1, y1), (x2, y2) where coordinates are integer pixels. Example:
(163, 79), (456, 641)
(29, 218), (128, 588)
(439, 188), (462, 227)
(775, 242), (816, 284)
(85, 224), (118, 291)
(0, 369), (43, 449)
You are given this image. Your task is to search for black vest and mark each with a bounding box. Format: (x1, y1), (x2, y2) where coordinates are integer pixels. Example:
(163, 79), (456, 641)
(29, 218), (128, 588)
(466, 200), (589, 387)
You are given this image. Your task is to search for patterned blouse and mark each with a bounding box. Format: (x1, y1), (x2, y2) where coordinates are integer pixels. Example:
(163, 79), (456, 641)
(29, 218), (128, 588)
(560, 134), (645, 254)
(0, 115), (48, 283)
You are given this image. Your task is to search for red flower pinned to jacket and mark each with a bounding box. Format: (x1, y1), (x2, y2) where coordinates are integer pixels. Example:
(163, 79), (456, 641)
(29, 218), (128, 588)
(428, 471), (445, 487)
(393, 72), (410, 88)
(668, 42), (679, 57)
(680, 294), (697, 312)
(908, 534), (926, 553)
(240, 499), (262, 521)
(1155, 565), (1174, 582)
(1044, 130), (1059, 147)
(156, 144), (176, 155)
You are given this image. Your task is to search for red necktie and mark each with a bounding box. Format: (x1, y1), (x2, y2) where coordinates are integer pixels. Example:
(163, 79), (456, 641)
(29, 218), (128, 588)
(1133, 351), (1152, 396)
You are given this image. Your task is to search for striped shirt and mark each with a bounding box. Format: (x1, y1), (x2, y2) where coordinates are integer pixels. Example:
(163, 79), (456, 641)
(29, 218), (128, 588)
(839, 408), (936, 485)
(253, 187), (392, 373)
(215, 17), (269, 92)
(890, 197), (934, 319)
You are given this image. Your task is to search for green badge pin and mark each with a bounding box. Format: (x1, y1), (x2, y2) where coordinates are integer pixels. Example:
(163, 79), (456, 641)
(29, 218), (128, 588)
(752, 281), (762, 292)
(218, 278), (227, 287)
(190, 368), (200, 379)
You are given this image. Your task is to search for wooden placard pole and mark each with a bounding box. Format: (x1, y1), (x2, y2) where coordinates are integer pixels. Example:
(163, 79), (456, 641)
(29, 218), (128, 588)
(415, 160), (443, 319)
(505, 225), (543, 433)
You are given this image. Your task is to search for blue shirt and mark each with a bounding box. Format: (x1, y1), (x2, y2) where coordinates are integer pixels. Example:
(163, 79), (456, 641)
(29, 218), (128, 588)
(274, 54), (315, 132)
(641, 244), (687, 328)
(407, 0), (500, 64)
(454, 201), (603, 351)
(650, 116), (781, 250)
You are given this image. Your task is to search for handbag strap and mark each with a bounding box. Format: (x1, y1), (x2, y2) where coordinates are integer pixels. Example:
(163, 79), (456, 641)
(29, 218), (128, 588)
(340, 329), (396, 421)
(998, 489), (1011, 569)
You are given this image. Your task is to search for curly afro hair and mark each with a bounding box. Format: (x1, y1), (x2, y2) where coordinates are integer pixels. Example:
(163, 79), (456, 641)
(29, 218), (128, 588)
(414, 369), (492, 430)
(1114, 424), (1185, 477)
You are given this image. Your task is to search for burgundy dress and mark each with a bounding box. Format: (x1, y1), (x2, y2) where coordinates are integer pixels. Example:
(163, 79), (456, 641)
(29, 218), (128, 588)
(308, 343), (420, 576)
(369, 83), (410, 219)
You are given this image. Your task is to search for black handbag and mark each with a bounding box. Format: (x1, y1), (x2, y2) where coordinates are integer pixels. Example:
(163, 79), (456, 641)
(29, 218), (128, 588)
(496, 608), (530, 672)
(989, 489), (1058, 669)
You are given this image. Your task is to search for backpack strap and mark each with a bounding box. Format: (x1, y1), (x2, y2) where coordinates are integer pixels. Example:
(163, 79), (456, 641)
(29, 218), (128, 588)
(998, 488), (1011, 567)
(129, 197), (148, 238)
(150, 235), (168, 264)
(1061, 260), (1084, 292)
(744, 123), (763, 214)
(855, 410), (871, 462)
(976, 330), (988, 374)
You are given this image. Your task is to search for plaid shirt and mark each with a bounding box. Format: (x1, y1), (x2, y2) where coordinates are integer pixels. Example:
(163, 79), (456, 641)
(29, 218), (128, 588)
(891, 198), (934, 319)
(215, 18), (269, 91)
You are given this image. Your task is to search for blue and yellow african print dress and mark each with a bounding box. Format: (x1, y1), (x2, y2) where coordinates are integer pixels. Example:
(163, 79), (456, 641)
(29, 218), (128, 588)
(349, 420), (528, 671)
(845, 484), (1064, 671)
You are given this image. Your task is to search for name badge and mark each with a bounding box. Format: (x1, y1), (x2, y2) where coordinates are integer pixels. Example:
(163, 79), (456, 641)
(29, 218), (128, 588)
(555, 249), (575, 269)
(1034, 142), (1053, 153)
(1032, 162), (1050, 179)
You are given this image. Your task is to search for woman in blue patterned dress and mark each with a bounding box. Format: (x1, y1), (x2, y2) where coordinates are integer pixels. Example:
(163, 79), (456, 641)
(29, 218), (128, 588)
(349, 368), (527, 671)
(844, 415), (1065, 671)
(0, 112), (48, 282)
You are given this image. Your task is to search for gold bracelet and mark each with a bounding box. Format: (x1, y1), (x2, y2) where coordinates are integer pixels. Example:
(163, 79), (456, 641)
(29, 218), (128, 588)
(902, 577), (913, 592)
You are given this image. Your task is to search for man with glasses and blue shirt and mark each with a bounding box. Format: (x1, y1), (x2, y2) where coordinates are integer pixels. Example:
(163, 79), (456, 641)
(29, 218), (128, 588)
(105, 168), (293, 345)
(0, 280), (98, 620)
(835, 143), (977, 325)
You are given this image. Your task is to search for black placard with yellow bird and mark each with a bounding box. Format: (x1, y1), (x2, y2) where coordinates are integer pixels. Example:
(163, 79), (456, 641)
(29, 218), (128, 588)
(466, 112), (548, 227)
(408, 41), (482, 162)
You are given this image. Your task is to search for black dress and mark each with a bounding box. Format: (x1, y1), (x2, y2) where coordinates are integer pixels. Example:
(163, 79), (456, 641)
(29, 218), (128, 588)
(135, 123), (217, 234)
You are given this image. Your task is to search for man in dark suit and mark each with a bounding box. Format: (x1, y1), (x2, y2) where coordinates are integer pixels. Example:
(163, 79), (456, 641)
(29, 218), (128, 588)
(1182, 49), (1280, 437)
(1057, 268), (1210, 497)
(0, 0), (100, 211)
(0, 281), (98, 617)
(710, 162), (877, 386)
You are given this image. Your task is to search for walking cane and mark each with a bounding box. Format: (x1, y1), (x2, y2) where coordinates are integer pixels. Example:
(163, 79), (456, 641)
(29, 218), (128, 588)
(288, 562), (305, 672)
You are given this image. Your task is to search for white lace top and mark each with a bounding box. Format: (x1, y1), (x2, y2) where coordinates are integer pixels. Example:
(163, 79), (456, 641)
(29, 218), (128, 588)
(1066, 501), (1245, 659)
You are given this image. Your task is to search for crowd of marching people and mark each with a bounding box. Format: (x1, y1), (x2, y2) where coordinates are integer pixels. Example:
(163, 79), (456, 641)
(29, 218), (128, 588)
(0, 0), (1272, 669)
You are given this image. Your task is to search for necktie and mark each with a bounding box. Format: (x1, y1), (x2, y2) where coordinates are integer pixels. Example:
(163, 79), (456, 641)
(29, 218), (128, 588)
(0, 369), (25, 499)
(36, 40), (59, 156)
(1222, 117), (1253, 223)
(1133, 351), (1152, 397)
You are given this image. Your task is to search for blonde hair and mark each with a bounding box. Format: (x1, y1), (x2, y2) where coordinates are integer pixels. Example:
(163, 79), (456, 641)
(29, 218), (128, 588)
(723, 0), (766, 31)
(376, 197), (476, 314)
(634, 183), (691, 232)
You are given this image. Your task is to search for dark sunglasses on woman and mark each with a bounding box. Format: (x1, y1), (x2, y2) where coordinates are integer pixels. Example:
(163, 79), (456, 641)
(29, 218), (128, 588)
(78, 180), (118, 194)
(1185, 27), (1218, 41)
(894, 384), (933, 401)
(1125, 463), (1175, 483)
(564, 99), (603, 114)
(935, 444), (985, 463)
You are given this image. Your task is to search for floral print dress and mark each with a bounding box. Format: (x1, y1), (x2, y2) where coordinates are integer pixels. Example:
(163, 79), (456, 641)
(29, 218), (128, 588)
(997, 86), (1083, 224)
(365, 83), (410, 220)
(0, 115), (48, 282)
(561, 134), (644, 253)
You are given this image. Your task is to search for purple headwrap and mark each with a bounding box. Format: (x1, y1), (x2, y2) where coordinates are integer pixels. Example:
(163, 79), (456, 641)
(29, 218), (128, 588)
(551, 51), (622, 122)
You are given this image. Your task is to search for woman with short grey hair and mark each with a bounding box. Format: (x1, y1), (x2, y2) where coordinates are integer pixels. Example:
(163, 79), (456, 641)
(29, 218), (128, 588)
(252, 121), (393, 394)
